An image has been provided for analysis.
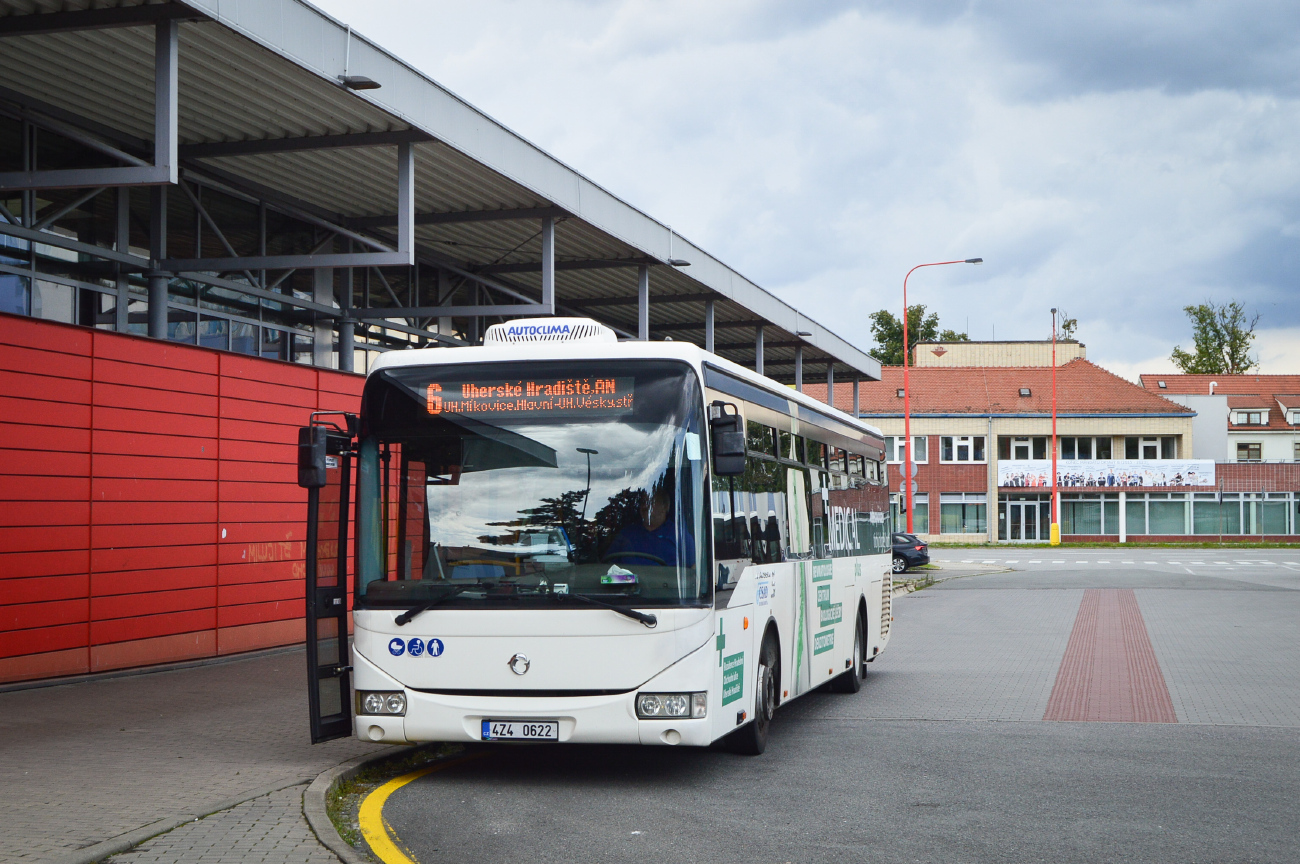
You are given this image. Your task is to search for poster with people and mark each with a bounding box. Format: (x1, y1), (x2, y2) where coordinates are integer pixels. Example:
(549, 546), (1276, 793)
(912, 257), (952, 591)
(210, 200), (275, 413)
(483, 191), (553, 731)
(996, 459), (1215, 489)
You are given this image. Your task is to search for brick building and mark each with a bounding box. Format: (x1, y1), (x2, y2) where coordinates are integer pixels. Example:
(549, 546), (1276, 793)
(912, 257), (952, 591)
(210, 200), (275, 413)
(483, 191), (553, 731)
(809, 353), (1300, 543)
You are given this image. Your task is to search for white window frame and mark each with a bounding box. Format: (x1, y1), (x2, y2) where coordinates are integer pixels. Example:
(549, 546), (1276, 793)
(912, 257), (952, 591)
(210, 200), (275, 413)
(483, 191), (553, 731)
(1141, 437), (1160, 460)
(886, 435), (928, 464)
(940, 435), (987, 464)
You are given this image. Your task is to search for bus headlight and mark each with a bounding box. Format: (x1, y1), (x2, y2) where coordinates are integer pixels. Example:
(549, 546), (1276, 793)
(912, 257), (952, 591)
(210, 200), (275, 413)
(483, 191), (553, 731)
(637, 692), (706, 719)
(358, 691), (407, 716)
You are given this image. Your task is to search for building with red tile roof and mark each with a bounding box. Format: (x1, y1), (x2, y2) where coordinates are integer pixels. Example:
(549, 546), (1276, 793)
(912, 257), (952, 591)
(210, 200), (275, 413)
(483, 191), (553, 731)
(797, 355), (1297, 543)
(1139, 374), (1300, 463)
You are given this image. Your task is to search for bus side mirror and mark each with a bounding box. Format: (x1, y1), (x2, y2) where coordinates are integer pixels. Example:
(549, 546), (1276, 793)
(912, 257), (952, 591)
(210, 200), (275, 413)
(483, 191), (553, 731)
(297, 425), (328, 489)
(709, 401), (745, 476)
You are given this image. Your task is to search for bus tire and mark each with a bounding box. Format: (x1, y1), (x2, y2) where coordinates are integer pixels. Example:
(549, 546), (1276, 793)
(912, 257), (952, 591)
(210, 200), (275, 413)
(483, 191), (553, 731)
(729, 630), (779, 755)
(829, 611), (865, 693)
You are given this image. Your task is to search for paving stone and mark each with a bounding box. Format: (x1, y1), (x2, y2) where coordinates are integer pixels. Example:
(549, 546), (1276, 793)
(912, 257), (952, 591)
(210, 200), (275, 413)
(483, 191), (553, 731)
(0, 650), (382, 864)
(109, 787), (337, 864)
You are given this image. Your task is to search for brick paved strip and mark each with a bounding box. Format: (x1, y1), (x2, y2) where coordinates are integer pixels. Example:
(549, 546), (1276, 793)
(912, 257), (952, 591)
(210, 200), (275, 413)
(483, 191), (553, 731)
(1044, 588), (1176, 723)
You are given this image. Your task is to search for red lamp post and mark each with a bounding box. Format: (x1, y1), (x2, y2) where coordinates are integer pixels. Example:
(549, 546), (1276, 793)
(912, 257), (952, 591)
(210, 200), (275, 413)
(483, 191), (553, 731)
(901, 257), (983, 534)
(1050, 308), (1060, 545)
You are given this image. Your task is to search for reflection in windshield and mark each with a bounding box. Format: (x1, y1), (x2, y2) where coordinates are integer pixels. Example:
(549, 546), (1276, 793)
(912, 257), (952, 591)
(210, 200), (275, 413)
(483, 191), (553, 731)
(355, 361), (708, 609)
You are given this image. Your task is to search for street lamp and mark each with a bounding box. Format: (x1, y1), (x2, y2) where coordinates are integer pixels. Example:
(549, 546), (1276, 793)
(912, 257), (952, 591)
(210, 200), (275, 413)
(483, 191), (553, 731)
(577, 448), (599, 522)
(901, 258), (983, 535)
(1051, 308), (1060, 546)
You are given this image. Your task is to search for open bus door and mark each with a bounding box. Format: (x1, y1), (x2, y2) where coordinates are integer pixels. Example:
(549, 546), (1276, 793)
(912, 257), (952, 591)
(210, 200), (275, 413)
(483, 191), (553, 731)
(297, 413), (357, 744)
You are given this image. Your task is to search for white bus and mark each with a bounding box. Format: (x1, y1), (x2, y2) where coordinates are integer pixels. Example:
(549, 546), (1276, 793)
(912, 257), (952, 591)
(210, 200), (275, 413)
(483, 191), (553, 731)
(298, 318), (892, 754)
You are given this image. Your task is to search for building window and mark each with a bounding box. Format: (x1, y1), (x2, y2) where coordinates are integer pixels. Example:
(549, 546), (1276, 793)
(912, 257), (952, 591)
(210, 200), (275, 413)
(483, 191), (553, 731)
(1294, 442), (1300, 462)
(999, 436), (1047, 460)
(1236, 411), (1265, 425)
(1060, 493), (1120, 535)
(940, 493), (987, 533)
(1142, 438), (1159, 459)
(886, 436), (927, 464)
(891, 492), (929, 534)
(1060, 437), (1112, 459)
(940, 436), (986, 463)
(1161, 436), (1177, 458)
(1237, 442), (1262, 462)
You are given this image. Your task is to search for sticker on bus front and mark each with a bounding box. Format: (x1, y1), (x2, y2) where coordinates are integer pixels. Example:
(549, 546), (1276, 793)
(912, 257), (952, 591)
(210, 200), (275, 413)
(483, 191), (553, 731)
(427, 638), (444, 657)
(407, 638), (424, 656)
(387, 638), (405, 656)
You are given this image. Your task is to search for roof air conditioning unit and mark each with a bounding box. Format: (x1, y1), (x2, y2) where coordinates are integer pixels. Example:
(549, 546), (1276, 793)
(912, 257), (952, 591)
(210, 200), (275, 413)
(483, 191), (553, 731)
(483, 317), (618, 345)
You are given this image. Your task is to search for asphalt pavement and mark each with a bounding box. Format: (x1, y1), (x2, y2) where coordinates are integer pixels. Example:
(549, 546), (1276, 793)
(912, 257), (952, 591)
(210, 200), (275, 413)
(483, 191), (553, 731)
(376, 550), (1300, 864)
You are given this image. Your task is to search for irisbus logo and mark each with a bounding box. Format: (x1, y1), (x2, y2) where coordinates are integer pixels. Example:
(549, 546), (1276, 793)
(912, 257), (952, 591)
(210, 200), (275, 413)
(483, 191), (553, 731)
(506, 323), (571, 337)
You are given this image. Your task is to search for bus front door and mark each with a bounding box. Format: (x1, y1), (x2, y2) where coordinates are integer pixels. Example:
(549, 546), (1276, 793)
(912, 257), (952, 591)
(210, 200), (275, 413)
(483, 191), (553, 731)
(299, 422), (355, 744)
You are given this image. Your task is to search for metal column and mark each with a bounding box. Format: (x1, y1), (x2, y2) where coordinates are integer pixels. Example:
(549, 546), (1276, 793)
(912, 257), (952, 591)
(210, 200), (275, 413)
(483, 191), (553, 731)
(794, 345), (803, 392)
(826, 362), (834, 406)
(338, 242), (354, 372)
(154, 19), (179, 184)
(853, 376), (859, 416)
(396, 142), (414, 264)
(755, 325), (764, 376)
(637, 265), (649, 341)
(541, 216), (555, 313)
(114, 188), (129, 332)
(705, 299), (715, 353)
(147, 186), (167, 339)
(437, 269), (452, 343)
(314, 266), (335, 367)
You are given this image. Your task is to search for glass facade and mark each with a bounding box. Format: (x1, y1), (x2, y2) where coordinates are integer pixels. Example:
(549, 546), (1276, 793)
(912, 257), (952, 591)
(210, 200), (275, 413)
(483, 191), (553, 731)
(890, 492), (929, 534)
(940, 493), (987, 534)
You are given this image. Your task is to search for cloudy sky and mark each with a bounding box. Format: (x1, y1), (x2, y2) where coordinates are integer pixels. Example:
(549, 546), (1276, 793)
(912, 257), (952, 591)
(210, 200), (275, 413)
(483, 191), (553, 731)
(314, 0), (1300, 379)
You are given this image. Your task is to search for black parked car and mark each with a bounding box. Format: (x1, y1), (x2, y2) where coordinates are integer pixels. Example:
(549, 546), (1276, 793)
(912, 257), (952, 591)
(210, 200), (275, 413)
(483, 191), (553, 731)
(892, 533), (929, 574)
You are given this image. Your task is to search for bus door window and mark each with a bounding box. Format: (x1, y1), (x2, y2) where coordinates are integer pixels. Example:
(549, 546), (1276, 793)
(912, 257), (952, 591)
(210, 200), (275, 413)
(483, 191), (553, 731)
(397, 454), (428, 580)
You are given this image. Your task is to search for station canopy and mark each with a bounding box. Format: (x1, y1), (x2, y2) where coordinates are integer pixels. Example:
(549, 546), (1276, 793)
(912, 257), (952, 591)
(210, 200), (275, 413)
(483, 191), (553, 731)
(0, 0), (880, 388)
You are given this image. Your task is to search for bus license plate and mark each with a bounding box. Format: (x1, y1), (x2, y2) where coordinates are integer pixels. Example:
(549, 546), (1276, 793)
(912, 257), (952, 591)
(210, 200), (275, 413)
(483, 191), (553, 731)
(481, 720), (559, 741)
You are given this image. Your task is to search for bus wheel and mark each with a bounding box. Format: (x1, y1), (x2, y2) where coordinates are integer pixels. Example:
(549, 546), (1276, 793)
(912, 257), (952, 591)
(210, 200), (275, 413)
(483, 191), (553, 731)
(730, 632), (779, 755)
(830, 612), (865, 693)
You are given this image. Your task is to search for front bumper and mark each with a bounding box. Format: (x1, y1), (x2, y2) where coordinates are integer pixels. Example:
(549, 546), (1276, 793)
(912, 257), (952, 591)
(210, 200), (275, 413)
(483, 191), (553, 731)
(352, 648), (713, 747)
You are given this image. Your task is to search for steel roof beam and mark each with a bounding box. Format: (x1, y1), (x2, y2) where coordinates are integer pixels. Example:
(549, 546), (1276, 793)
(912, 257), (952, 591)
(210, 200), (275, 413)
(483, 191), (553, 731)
(161, 251), (412, 271)
(348, 206), (566, 229)
(475, 257), (658, 275)
(574, 291), (716, 308)
(0, 3), (207, 37)
(179, 129), (431, 159)
(349, 304), (546, 319)
(0, 18), (178, 191)
(649, 319), (766, 333)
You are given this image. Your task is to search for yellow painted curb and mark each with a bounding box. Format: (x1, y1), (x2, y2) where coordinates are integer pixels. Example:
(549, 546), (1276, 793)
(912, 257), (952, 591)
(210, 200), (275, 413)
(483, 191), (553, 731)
(358, 753), (485, 864)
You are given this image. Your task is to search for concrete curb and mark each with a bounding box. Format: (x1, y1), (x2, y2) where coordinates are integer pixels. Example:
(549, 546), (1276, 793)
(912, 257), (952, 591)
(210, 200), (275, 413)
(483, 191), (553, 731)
(51, 776), (315, 864)
(303, 746), (412, 864)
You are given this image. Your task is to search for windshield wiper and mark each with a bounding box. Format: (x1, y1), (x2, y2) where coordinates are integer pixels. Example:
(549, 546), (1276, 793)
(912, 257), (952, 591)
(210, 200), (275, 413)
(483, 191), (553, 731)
(394, 585), (472, 626)
(553, 591), (657, 628)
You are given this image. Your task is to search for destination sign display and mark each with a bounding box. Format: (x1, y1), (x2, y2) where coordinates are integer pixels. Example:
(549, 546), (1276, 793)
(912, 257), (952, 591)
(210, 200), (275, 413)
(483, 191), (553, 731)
(426, 377), (635, 417)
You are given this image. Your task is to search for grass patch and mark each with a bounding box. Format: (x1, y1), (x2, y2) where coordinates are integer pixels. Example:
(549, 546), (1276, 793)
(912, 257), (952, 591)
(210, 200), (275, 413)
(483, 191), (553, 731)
(326, 742), (466, 855)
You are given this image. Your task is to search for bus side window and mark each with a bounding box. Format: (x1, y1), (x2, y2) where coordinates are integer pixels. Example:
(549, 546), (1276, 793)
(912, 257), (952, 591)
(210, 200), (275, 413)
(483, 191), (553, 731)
(712, 474), (750, 566)
(806, 468), (830, 559)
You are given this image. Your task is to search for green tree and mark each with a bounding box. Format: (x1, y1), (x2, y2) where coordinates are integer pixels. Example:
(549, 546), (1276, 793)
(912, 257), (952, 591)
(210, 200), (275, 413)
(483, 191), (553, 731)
(1055, 309), (1078, 340)
(1170, 300), (1259, 374)
(868, 305), (968, 365)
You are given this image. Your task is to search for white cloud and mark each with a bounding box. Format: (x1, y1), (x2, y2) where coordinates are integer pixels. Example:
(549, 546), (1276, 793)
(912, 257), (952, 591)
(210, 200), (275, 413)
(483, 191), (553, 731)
(312, 0), (1300, 374)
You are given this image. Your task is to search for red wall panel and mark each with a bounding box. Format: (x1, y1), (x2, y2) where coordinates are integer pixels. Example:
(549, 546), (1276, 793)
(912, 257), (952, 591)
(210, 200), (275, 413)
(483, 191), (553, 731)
(0, 312), (364, 682)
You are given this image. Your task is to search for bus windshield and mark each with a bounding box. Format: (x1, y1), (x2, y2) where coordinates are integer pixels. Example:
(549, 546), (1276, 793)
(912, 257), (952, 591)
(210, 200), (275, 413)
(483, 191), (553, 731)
(355, 359), (709, 610)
